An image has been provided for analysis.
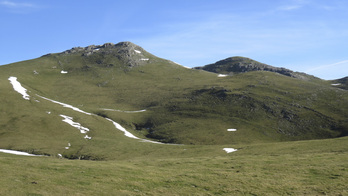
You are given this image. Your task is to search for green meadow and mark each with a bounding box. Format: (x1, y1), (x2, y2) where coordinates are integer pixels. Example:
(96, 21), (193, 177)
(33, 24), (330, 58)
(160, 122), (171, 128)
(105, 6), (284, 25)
(1, 137), (347, 195)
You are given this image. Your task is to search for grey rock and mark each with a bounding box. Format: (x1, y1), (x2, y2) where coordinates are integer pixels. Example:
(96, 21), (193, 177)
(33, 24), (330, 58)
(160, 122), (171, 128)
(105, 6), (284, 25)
(195, 56), (317, 80)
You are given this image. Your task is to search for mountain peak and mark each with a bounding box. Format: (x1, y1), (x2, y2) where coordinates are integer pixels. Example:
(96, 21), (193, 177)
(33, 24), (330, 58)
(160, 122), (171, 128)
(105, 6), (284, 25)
(195, 56), (317, 80)
(60, 41), (151, 67)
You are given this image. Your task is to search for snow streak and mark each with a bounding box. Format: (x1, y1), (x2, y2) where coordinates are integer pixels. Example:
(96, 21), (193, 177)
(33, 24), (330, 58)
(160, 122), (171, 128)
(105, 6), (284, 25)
(8, 77), (30, 100)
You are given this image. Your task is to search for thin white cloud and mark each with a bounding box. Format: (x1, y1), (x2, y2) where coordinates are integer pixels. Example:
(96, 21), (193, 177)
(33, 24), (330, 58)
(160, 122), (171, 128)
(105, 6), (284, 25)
(0, 1), (34, 8)
(277, 0), (311, 11)
(306, 60), (348, 73)
(278, 5), (303, 11)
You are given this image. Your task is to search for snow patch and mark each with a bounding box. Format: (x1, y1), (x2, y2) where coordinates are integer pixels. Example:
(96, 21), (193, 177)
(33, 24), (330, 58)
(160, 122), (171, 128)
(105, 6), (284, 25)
(61, 70), (68, 74)
(8, 77), (30, 100)
(218, 74), (228, 78)
(227, 129), (237, 132)
(105, 118), (165, 144)
(84, 135), (92, 140)
(134, 49), (141, 54)
(36, 95), (92, 115)
(140, 58), (149, 61)
(0, 149), (44, 156)
(101, 108), (147, 113)
(106, 118), (139, 139)
(331, 83), (341, 86)
(60, 114), (90, 134)
(65, 143), (71, 149)
(223, 148), (237, 153)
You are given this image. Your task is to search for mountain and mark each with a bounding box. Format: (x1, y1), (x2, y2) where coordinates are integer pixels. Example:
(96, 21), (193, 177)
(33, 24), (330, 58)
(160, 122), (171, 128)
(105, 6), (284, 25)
(194, 56), (318, 80)
(329, 76), (348, 90)
(0, 41), (347, 159)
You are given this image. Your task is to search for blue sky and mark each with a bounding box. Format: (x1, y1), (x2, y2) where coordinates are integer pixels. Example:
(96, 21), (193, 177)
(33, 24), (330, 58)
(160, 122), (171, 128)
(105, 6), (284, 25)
(1, 0), (347, 80)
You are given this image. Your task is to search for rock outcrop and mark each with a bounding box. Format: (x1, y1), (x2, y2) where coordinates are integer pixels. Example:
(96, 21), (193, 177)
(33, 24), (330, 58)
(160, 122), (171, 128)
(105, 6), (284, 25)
(61, 41), (151, 67)
(195, 56), (317, 80)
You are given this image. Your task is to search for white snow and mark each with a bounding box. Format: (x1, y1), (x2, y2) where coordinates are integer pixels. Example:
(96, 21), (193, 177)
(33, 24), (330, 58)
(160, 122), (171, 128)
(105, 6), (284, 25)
(218, 74), (228, 78)
(101, 108), (147, 113)
(227, 129), (237, 132)
(94, 48), (100, 51)
(106, 118), (139, 139)
(134, 49), (141, 54)
(223, 148), (237, 153)
(106, 118), (166, 144)
(8, 77), (30, 100)
(36, 95), (167, 144)
(36, 95), (92, 115)
(65, 143), (71, 149)
(60, 115), (90, 134)
(0, 149), (44, 156)
(84, 135), (92, 140)
(181, 65), (192, 69)
(61, 70), (68, 74)
(140, 58), (149, 61)
(58, 154), (63, 158)
(331, 83), (341, 86)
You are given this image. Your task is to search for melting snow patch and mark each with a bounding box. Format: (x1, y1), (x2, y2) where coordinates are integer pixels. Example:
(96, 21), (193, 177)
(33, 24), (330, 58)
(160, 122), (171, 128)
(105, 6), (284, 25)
(37, 95), (92, 115)
(8, 77), (30, 100)
(0, 149), (44, 156)
(227, 129), (237, 132)
(134, 49), (141, 54)
(84, 135), (92, 140)
(65, 143), (71, 150)
(218, 74), (228, 78)
(105, 118), (169, 144)
(60, 114), (90, 134)
(331, 83), (341, 86)
(181, 65), (192, 69)
(140, 58), (149, 61)
(61, 70), (68, 74)
(106, 118), (139, 139)
(223, 148), (237, 153)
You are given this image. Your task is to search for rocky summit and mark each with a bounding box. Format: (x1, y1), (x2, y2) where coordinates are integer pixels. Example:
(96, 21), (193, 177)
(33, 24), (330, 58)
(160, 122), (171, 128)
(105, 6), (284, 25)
(58, 41), (152, 67)
(195, 56), (317, 80)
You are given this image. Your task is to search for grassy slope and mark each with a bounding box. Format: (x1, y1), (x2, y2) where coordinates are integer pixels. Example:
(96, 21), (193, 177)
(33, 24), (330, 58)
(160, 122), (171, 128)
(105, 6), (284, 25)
(0, 50), (347, 152)
(0, 45), (347, 195)
(0, 137), (347, 195)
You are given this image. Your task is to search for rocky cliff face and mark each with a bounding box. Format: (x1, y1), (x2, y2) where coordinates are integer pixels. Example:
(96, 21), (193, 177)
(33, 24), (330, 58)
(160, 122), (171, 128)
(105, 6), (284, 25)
(195, 56), (317, 80)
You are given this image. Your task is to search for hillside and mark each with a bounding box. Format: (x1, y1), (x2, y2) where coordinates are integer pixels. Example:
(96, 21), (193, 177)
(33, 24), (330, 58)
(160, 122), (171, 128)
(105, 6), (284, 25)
(330, 76), (348, 90)
(0, 41), (347, 159)
(195, 56), (318, 80)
